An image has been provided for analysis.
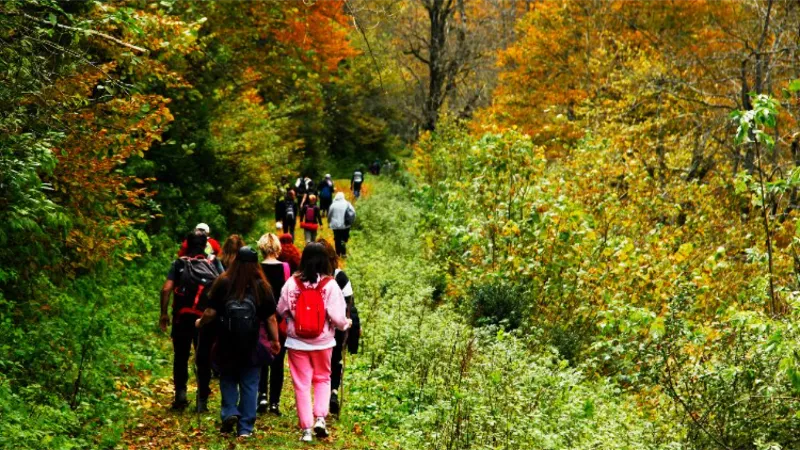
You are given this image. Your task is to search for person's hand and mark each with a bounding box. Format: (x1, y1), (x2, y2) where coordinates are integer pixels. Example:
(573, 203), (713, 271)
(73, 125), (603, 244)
(195, 318), (202, 329)
(346, 318), (353, 330)
(269, 339), (281, 355)
(159, 314), (170, 332)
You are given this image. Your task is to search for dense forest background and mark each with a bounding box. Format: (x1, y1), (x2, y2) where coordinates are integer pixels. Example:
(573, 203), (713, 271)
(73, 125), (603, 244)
(5, 0), (800, 449)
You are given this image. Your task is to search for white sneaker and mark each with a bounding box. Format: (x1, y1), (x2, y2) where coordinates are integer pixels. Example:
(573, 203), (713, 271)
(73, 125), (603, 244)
(300, 428), (313, 442)
(313, 417), (329, 438)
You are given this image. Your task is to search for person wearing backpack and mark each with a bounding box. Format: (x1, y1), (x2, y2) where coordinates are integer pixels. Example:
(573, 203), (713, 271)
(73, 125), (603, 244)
(160, 232), (220, 412)
(195, 246), (280, 438)
(351, 168), (364, 199)
(277, 243), (351, 442)
(328, 192), (356, 258)
(300, 195), (323, 244)
(317, 239), (361, 415)
(282, 190), (297, 240)
(256, 233), (291, 415)
(318, 174), (334, 217)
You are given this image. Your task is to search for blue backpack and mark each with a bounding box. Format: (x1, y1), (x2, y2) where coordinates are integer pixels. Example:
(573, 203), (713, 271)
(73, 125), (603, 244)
(320, 183), (333, 199)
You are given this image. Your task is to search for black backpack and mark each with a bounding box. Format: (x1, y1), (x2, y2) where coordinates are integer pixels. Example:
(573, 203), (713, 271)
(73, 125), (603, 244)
(173, 256), (220, 319)
(344, 206), (356, 227)
(220, 294), (260, 352)
(285, 201), (296, 222)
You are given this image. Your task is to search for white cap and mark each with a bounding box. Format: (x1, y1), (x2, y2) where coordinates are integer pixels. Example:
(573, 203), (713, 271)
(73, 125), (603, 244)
(195, 223), (210, 234)
(325, 174), (331, 178)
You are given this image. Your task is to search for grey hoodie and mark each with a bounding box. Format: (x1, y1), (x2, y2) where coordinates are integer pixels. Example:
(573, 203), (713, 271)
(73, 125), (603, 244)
(328, 192), (355, 230)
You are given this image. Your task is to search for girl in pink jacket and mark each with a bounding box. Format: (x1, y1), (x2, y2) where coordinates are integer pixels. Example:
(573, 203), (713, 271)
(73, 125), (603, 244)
(278, 242), (351, 442)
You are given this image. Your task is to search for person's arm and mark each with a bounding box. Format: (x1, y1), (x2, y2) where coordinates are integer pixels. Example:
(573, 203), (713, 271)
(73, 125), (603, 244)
(276, 279), (292, 318)
(300, 193), (308, 208)
(316, 206), (323, 226)
(159, 279), (173, 332)
(266, 314), (280, 354)
(195, 307), (217, 328)
(325, 282), (351, 331)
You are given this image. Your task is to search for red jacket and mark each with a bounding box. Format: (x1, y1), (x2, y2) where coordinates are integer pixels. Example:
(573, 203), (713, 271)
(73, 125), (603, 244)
(178, 237), (221, 257)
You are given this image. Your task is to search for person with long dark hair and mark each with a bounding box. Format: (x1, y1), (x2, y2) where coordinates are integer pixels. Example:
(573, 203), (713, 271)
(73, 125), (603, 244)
(196, 246), (280, 438)
(277, 243), (351, 442)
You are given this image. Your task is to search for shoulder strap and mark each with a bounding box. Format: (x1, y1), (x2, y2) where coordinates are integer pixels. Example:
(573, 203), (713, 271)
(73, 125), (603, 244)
(316, 276), (332, 292)
(283, 263), (291, 281)
(294, 275), (308, 292)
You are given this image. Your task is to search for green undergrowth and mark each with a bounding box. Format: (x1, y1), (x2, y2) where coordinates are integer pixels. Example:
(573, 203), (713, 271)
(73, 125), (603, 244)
(341, 179), (679, 449)
(0, 238), (173, 449)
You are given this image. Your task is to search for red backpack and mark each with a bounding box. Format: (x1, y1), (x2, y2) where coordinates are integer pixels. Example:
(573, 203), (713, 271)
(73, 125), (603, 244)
(293, 275), (332, 338)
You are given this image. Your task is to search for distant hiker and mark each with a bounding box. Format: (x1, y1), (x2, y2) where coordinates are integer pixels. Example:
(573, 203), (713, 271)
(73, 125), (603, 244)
(302, 176), (317, 208)
(220, 234), (245, 271)
(257, 234), (292, 415)
(160, 231), (220, 412)
(328, 192), (356, 258)
(278, 243), (351, 442)
(317, 239), (361, 415)
(196, 246), (280, 438)
(370, 158), (381, 175)
(278, 233), (301, 274)
(178, 223), (221, 257)
(300, 195), (323, 244)
(282, 190), (297, 239)
(351, 168), (364, 199)
(318, 174), (335, 217)
(295, 176), (307, 211)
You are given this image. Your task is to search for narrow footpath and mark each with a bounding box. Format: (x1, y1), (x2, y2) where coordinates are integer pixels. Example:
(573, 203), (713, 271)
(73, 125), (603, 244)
(121, 183), (374, 450)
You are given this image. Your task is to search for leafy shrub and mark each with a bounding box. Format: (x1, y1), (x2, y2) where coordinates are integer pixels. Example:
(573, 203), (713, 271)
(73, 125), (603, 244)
(0, 243), (171, 449)
(467, 281), (528, 330)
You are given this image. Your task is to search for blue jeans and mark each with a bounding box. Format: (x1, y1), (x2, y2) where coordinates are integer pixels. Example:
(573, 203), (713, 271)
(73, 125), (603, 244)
(220, 365), (261, 435)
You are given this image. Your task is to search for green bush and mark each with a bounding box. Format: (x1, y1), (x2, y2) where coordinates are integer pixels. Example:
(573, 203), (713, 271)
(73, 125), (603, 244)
(467, 281), (528, 330)
(0, 243), (171, 449)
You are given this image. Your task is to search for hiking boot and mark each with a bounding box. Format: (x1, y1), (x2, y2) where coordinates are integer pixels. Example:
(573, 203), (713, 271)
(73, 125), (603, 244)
(313, 417), (329, 438)
(196, 397), (209, 413)
(171, 389), (188, 410)
(268, 403), (281, 416)
(257, 394), (268, 413)
(329, 391), (340, 415)
(300, 428), (313, 442)
(221, 415), (239, 434)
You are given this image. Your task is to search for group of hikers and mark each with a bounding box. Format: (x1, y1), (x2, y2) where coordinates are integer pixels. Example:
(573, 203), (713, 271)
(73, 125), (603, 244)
(274, 171), (360, 257)
(158, 174), (363, 442)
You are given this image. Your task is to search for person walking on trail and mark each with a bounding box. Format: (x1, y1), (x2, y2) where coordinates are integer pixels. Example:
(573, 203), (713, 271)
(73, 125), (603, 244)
(282, 190), (298, 239)
(277, 243), (352, 442)
(219, 234), (244, 272)
(300, 195), (323, 244)
(328, 192), (356, 258)
(196, 246), (280, 438)
(317, 239), (361, 415)
(278, 233), (301, 273)
(318, 174), (335, 217)
(256, 234), (291, 416)
(351, 168), (364, 199)
(178, 223), (221, 257)
(160, 232), (220, 412)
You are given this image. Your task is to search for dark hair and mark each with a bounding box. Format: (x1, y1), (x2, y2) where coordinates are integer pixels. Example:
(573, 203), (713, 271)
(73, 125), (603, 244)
(298, 242), (331, 282)
(211, 258), (272, 306)
(185, 231), (208, 256)
(220, 234), (244, 269)
(316, 238), (338, 275)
